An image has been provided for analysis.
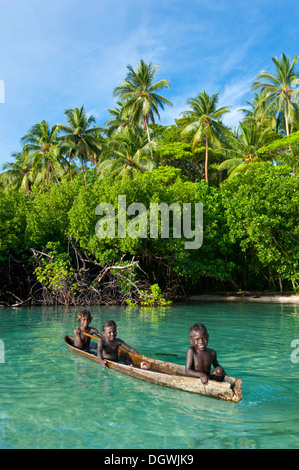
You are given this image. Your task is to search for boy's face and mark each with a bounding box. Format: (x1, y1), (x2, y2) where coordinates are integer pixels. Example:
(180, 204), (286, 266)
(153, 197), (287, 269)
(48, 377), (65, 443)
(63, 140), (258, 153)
(103, 325), (117, 342)
(189, 330), (208, 352)
(80, 315), (90, 329)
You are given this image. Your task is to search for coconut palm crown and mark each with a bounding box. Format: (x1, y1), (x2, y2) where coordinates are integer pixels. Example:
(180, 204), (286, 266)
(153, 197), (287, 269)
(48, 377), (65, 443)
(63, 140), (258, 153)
(252, 53), (299, 136)
(181, 90), (230, 183)
(113, 60), (173, 143)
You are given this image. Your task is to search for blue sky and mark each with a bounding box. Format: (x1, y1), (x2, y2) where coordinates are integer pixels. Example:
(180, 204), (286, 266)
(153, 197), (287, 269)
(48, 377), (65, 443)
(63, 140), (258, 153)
(0, 0), (298, 169)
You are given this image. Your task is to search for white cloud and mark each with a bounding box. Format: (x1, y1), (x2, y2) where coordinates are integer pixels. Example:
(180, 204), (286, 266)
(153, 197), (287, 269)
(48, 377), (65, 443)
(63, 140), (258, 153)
(218, 76), (255, 129)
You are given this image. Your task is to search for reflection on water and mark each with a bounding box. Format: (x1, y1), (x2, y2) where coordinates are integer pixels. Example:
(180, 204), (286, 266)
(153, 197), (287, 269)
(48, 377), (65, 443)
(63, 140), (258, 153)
(0, 302), (299, 448)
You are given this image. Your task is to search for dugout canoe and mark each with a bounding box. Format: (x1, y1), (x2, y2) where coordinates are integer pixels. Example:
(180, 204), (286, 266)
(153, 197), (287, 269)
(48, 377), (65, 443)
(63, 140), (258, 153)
(64, 335), (242, 402)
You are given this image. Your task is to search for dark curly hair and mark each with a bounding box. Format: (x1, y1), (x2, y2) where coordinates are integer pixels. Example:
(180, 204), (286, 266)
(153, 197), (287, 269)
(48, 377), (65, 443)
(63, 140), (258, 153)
(189, 322), (209, 338)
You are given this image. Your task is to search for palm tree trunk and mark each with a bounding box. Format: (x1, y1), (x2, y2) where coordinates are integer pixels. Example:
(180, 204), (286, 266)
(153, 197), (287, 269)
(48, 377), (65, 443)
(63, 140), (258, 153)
(51, 162), (60, 185)
(80, 152), (87, 184)
(67, 152), (72, 181)
(285, 103), (295, 174)
(144, 115), (153, 158)
(205, 137), (209, 184)
(285, 103), (290, 137)
(80, 156), (85, 175)
(145, 120), (151, 143)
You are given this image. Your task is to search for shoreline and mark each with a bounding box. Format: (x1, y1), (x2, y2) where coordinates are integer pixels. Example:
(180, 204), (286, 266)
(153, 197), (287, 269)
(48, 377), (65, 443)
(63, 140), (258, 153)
(189, 293), (299, 304)
(1, 292), (299, 308)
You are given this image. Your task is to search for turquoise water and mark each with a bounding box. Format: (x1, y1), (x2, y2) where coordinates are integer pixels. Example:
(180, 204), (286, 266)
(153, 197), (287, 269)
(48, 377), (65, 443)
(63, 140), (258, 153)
(0, 302), (299, 449)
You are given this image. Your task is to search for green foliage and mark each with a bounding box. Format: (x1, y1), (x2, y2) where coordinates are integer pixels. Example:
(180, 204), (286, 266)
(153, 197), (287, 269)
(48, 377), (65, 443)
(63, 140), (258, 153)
(34, 242), (79, 300)
(25, 179), (79, 248)
(66, 166), (236, 289)
(258, 131), (299, 173)
(156, 142), (193, 162)
(0, 189), (28, 260)
(126, 283), (172, 307)
(221, 163), (299, 290)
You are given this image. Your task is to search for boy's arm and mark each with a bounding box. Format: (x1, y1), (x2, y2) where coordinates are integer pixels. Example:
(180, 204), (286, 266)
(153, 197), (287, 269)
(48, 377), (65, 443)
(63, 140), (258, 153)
(212, 351), (219, 368)
(185, 348), (208, 384)
(89, 327), (104, 339)
(73, 327), (83, 348)
(212, 351), (225, 374)
(119, 339), (138, 355)
(97, 340), (108, 368)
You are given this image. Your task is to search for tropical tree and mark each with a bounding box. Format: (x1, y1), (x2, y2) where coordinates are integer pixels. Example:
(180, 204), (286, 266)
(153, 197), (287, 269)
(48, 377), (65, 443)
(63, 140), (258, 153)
(96, 128), (156, 179)
(257, 130), (299, 174)
(57, 106), (103, 178)
(105, 101), (137, 136)
(1, 149), (33, 193)
(21, 120), (63, 185)
(181, 91), (230, 183)
(252, 53), (299, 136)
(113, 59), (172, 144)
(240, 91), (278, 130)
(218, 121), (276, 179)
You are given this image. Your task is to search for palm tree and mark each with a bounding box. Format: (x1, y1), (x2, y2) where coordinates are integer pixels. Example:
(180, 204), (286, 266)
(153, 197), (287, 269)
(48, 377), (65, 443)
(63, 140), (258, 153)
(252, 53), (299, 137)
(1, 150), (33, 192)
(97, 128), (156, 179)
(105, 101), (137, 136)
(113, 60), (172, 144)
(57, 106), (103, 179)
(21, 120), (63, 185)
(240, 91), (277, 130)
(181, 91), (230, 183)
(218, 121), (276, 179)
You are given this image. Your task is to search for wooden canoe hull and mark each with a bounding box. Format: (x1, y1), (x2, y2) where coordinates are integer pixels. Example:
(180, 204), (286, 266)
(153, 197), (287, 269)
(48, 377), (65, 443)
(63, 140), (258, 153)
(64, 335), (242, 402)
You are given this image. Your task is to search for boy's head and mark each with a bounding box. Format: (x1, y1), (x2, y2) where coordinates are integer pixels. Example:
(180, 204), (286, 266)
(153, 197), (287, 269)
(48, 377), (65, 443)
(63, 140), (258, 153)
(189, 323), (209, 350)
(189, 323), (208, 337)
(102, 320), (117, 342)
(77, 310), (92, 325)
(102, 320), (116, 331)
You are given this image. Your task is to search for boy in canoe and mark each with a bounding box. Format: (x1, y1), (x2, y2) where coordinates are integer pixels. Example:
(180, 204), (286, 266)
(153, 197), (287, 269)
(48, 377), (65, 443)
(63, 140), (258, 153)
(73, 309), (103, 352)
(185, 323), (225, 384)
(97, 320), (139, 368)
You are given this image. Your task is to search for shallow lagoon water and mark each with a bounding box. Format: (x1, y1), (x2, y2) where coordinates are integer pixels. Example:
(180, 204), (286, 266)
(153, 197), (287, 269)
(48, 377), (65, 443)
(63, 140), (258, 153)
(0, 302), (298, 449)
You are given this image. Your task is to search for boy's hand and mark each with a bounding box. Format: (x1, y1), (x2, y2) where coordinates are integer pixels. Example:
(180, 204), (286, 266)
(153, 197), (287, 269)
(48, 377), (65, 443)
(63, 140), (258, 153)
(74, 327), (81, 336)
(199, 373), (208, 384)
(99, 358), (108, 368)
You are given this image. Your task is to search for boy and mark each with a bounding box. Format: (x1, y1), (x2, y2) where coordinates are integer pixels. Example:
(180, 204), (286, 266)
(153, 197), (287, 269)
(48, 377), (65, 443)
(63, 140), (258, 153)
(97, 320), (138, 368)
(185, 323), (225, 384)
(73, 309), (103, 352)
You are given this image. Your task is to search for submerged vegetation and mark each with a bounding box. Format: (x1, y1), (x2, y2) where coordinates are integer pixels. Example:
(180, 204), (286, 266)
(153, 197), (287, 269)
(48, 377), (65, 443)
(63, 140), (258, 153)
(1, 55), (299, 306)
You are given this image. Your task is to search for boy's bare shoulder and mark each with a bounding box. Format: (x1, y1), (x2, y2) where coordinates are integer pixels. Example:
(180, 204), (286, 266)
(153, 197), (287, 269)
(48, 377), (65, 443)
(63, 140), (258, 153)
(116, 337), (126, 344)
(207, 347), (216, 356)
